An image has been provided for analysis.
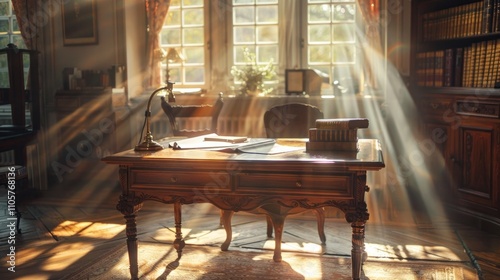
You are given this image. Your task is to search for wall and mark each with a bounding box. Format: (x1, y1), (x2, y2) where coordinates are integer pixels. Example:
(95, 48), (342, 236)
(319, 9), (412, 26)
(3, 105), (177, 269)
(40, 0), (127, 105)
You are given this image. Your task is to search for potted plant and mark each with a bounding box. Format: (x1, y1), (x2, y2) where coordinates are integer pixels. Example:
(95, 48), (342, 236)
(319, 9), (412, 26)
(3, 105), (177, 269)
(231, 48), (276, 95)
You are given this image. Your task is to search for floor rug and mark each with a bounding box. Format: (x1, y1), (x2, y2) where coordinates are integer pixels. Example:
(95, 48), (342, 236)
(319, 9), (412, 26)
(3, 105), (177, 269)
(63, 242), (479, 280)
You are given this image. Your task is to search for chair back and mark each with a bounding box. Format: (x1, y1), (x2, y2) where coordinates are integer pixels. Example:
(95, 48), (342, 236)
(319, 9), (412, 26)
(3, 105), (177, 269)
(160, 92), (224, 137)
(264, 103), (323, 138)
(0, 44), (40, 132)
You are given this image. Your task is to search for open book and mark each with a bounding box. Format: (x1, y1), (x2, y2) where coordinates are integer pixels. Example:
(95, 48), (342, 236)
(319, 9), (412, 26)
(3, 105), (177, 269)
(168, 133), (303, 154)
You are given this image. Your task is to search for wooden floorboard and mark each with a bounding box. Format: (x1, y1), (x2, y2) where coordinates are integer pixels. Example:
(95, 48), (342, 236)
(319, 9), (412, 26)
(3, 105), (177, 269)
(1, 185), (499, 279)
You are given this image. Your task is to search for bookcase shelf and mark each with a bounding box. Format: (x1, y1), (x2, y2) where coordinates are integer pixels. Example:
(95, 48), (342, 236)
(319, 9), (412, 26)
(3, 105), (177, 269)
(410, 0), (500, 230)
(412, 0), (500, 89)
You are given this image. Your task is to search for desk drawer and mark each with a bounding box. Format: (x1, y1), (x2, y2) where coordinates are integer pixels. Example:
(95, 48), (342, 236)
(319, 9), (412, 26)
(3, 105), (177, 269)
(131, 169), (230, 191)
(236, 173), (352, 197)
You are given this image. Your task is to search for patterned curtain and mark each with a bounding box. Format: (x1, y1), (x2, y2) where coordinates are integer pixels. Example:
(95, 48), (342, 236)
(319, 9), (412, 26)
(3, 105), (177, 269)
(11, 0), (40, 50)
(358, 0), (381, 89)
(145, 0), (170, 88)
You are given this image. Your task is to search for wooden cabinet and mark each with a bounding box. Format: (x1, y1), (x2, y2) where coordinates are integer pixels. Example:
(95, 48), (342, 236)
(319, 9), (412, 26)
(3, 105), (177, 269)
(416, 91), (500, 226)
(452, 99), (500, 217)
(411, 0), (500, 228)
(52, 88), (130, 184)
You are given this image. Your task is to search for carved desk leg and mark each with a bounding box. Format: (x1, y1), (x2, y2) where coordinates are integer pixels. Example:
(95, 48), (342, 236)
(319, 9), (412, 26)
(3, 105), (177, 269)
(315, 208), (327, 244)
(351, 221), (366, 280)
(173, 202), (186, 258)
(116, 195), (143, 280)
(268, 213), (286, 262)
(220, 210), (234, 251)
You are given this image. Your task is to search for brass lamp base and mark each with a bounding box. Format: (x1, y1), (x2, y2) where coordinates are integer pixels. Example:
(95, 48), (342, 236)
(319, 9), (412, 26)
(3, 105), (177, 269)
(134, 133), (164, 151)
(134, 140), (163, 151)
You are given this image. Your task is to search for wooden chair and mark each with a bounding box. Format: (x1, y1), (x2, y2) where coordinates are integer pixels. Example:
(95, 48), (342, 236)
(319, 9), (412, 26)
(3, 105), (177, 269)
(160, 92), (224, 137)
(0, 44), (40, 234)
(263, 103), (326, 244)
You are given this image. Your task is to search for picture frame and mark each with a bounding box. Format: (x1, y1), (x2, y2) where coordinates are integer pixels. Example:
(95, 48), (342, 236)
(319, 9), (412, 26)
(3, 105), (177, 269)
(61, 0), (98, 46)
(285, 69), (306, 95)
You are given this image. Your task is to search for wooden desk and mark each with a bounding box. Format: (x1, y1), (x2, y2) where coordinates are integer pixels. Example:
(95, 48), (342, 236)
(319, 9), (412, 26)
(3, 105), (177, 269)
(102, 139), (385, 280)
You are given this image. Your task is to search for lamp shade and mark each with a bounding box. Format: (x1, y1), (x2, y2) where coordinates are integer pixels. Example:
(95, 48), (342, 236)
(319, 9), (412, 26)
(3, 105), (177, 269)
(166, 48), (184, 63)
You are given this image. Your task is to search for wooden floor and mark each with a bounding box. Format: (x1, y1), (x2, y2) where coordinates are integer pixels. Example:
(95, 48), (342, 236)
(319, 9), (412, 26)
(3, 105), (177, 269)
(1, 176), (500, 279)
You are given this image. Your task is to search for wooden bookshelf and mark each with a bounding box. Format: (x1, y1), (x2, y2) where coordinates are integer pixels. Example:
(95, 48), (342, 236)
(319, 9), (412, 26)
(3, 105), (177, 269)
(411, 0), (500, 230)
(413, 0), (500, 89)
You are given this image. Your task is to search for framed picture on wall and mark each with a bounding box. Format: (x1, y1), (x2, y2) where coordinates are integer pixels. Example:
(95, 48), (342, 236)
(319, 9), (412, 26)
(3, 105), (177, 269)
(61, 0), (98, 45)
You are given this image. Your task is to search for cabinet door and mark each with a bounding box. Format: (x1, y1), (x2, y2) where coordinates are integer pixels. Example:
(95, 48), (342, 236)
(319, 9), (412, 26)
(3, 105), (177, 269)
(453, 122), (499, 216)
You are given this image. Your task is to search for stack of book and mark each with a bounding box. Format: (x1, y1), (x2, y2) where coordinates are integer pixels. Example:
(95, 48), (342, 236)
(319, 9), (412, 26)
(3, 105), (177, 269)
(306, 118), (369, 152)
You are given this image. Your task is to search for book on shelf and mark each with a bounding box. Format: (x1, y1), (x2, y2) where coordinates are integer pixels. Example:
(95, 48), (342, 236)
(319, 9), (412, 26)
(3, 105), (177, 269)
(315, 118), (369, 130)
(454, 47), (464, 87)
(434, 50), (444, 87)
(495, 0), (500, 32)
(483, 0), (494, 33)
(463, 46), (473, 87)
(425, 51), (435, 87)
(443, 48), (455, 87)
(495, 39), (500, 87)
(416, 52), (426, 86)
(475, 41), (487, 87)
(484, 40), (495, 87)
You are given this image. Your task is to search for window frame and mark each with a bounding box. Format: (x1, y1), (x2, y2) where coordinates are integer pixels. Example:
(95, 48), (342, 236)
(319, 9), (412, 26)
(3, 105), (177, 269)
(160, 0), (363, 95)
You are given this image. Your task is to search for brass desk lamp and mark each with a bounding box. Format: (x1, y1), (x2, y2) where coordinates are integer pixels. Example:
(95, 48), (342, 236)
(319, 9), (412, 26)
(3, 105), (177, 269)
(134, 81), (176, 151)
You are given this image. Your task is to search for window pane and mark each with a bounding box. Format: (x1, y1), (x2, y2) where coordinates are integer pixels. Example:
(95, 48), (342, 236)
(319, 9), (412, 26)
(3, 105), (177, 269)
(170, 0), (181, 7)
(234, 7), (255, 24)
(256, 26), (277, 43)
(167, 67), (181, 82)
(333, 23), (355, 42)
(0, 35), (8, 47)
(257, 45), (277, 64)
(234, 26), (255, 44)
(309, 45), (331, 63)
(0, 19), (8, 33)
(308, 4), (330, 23)
(183, 9), (203, 26)
(333, 4), (355, 21)
(185, 67), (204, 83)
(0, 2), (8, 16)
(309, 25), (331, 43)
(183, 27), (204, 44)
(161, 29), (181, 45)
(165, 10), (181, 26)
(234, 46), (256, 64)
(12, 18), (19, 32)
(256, 6), (277, 23)
(184, 46), (204, 64)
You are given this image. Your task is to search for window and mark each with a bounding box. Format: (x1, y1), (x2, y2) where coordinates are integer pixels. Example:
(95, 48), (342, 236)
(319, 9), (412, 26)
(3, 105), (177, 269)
(231, 0), (279, 91)
(159, 0), (361, 93)
(161, 0), (207, 86)
(0, 0), (25, 48)
(0, 1), (27, 88)
(306, 0), (358, 92)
